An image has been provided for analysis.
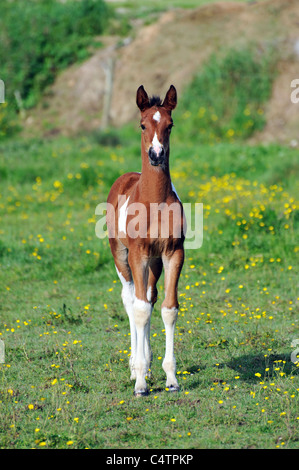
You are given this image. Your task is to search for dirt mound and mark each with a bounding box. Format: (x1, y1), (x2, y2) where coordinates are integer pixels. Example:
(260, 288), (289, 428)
(24, 0), (299, 144)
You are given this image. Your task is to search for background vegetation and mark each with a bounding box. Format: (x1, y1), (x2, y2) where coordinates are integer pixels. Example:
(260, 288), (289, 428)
(0, 0), (110, 136)
(0, 0), (298, 449)
(177, 46), (278, 142)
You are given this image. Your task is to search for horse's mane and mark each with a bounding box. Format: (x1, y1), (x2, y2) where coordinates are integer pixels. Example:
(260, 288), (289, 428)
(149, 95), (162, 107)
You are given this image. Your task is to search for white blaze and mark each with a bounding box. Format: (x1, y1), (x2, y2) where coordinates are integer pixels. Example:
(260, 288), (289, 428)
(152, 132), (162, 156)
(153, 111), (161, 122)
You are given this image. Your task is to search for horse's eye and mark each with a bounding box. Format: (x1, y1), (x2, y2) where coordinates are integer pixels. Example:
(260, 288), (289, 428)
(141, 124), (146, 130)
(168, 123), (173, 131)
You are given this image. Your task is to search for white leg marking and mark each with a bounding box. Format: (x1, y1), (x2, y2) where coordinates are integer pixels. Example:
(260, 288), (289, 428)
(133, 298), (152, 395)
(161, 306), (179, 390)
(115, 266), (136, 379)
(145, 286), (153, 374)
(146, 286), (152, 302)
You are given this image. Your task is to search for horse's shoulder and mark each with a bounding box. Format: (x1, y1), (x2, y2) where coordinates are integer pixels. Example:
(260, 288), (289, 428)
(107, 172), (140, 203)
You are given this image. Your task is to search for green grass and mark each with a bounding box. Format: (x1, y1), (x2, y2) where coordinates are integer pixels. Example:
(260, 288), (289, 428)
(0, 0), (297, 449)
(0, 123), (298, 448)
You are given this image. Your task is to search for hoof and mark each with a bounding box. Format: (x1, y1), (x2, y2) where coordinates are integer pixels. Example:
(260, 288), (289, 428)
(134, 389), (149, 397)
(167, 385), (180, 392)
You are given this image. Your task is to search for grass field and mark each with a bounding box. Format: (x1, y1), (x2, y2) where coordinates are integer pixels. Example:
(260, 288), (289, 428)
(0, 118), (298, 448)
(0, 0), (298, 450)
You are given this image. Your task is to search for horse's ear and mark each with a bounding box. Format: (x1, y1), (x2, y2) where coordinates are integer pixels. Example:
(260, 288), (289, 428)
(136, 85), (150, 112)
(162, 85), (177, 112)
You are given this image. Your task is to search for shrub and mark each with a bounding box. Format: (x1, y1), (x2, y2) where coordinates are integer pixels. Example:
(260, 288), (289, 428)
(0, 0), (110, 110)
(177, 45), (277, 143)
(0, 102), (20, 139)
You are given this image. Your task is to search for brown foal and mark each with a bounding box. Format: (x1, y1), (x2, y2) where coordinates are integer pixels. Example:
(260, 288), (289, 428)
(107, 85), (185, 396)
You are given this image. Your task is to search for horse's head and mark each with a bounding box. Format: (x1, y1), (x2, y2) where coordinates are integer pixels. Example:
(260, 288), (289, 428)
(136, 85), (177, 169)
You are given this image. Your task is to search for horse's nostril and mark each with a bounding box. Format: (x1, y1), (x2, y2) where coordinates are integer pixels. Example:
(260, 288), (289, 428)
(149, 146), (164, 163)
(148, 147), (154, 159)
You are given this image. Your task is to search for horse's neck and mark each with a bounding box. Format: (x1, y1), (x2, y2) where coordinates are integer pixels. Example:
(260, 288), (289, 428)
(139, 147), (172, 203)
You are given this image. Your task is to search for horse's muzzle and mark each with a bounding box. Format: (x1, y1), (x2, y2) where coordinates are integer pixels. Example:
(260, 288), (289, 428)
(148, 146), (165, 167)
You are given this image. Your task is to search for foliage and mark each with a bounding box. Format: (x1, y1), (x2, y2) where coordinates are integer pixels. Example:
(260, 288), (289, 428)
(0, 103), (20, 139)
(0, 0), (110, 112)
(177, 46), (277, 142)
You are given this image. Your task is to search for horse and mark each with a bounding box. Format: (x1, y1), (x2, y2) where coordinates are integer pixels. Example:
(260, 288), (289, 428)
(106, 85), (185, 396)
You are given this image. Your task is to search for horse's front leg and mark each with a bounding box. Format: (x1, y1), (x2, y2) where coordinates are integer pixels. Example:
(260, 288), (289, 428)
(128, 251), (152, 396)
(162, 247), (184, 391)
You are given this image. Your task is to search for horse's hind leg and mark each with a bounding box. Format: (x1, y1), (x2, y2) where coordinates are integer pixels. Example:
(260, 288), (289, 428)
(147, 258), (163, 305)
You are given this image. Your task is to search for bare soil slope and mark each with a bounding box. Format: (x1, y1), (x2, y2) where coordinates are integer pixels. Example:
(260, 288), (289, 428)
(24, 0), (299, 144)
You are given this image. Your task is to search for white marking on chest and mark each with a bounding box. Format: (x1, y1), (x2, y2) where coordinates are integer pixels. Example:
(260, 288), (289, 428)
(146, 286), (152, 302)
(152, 132), (162, 154)
(153, 111), (161, 122)
(171, 182), (181, 201)
(118, 196), (130, 234)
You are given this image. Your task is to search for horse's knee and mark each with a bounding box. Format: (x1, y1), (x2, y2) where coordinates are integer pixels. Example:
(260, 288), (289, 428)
(161, 306), (178, 326)
(133, 298), (152, 327)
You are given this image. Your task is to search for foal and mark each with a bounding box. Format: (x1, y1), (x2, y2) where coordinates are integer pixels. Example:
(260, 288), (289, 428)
(107, 85), (185, 396)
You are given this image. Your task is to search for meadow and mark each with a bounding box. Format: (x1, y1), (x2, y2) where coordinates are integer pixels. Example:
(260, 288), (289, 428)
(0, 121), (298, 448)
(0, 0), (298, 451)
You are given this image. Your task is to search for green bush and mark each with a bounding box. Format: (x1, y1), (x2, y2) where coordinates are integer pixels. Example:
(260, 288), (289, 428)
(0, 102), (20, 139)
(0, 0), (110, 111)
(177, 46), (277, 143)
